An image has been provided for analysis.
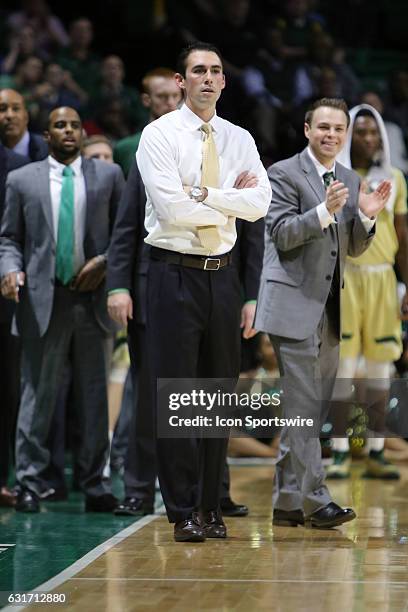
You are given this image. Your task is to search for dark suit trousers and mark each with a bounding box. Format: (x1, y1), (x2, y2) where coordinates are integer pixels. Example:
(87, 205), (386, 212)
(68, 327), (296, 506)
(147, 258), (241, 523)
(113, 340), (233, 503)
(16, 288), (111, 497)
(123, 322), (157, 502)
(0, 321), (20, 487)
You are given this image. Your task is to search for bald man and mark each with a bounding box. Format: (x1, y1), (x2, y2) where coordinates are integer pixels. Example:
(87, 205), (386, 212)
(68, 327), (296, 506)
(0, 89), (48, 161)
(0, 107), (124, 513)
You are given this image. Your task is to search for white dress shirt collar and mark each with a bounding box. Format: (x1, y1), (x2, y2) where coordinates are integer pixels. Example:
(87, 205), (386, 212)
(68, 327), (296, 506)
(307, 146), (336, 179)
(179, 103), (221, 133)
(48, 154), (82, 175)
(12, 130), (30, 157)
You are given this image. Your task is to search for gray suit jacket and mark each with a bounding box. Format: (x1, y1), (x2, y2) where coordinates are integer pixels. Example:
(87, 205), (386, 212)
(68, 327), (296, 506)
(255, 148), (374, 340)
(0, 156), (124, 337)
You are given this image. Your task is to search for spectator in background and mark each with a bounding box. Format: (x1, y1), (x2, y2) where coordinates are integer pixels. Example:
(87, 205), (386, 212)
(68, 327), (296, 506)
(0, 89), (48, 161)
(385, 70), (408, 150)
(56, 18), (100, 99)
(89, 56), (148, 134)
(362, 91), (408, 175)
(0, 25), (46, 75)
(90, 98), (131, 144)
(83, 135), (113, 163)
(31, 62), (86, 132)
(213, 0), (258, 80)
(6, 0), (69, 58)
(243, 25), (294, 108)
(1, 55), (43, 92)
(242, 25), (295, 158)
(293, 33), (361, 107)
(114, 68), (182, 177)
(274, 0), (326, 60)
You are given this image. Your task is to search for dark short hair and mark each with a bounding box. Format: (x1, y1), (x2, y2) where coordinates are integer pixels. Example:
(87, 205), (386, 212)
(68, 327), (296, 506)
(176, 42), (223, 77)
(305, 98), (350, 127)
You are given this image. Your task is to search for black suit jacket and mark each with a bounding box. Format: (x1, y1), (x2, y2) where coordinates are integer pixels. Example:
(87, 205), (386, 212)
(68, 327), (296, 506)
(0, 145), (30, 324)
(28, 132), (49, 162)
(107, 159), (265, 324)
(106, 159), (149, 324)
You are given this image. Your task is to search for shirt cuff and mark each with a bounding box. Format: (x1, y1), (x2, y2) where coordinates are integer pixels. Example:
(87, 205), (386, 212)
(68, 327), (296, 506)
(316, 202), (336, 229)
(108, 288), (130, 296)
(358, 208), (376, 231)
(245, 300), (257, 305)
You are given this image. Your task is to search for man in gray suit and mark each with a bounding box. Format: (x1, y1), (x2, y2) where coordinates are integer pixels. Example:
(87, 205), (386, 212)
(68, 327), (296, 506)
(255, 98), (391, 528)
(0, 106), (124, 513)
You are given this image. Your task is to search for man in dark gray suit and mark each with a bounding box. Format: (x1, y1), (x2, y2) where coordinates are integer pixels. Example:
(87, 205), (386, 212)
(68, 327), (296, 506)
(0, 106), (124, 513)
(0, 144), (29, 507)
(0, 89), (48, 162)
(255, 98), (391, 529)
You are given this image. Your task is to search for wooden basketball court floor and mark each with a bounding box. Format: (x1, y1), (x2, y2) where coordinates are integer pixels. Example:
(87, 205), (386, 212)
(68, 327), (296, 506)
(4, 462), (408, 612)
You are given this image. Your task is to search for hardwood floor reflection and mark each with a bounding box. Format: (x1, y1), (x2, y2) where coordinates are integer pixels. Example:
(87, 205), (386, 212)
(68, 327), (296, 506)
(26, 464), (408, 611)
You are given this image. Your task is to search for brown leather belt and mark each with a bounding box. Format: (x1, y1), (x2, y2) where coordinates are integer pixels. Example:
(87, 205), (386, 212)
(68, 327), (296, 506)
(150, 246), (232, 271)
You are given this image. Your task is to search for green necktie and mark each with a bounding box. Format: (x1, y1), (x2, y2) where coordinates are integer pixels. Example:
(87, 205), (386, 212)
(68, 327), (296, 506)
(323, 171), (335, 189)
(55, 165), (75, 285)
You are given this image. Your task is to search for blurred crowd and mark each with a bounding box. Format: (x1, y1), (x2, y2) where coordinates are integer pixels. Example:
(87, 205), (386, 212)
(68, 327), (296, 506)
(0, 0), (407, 168)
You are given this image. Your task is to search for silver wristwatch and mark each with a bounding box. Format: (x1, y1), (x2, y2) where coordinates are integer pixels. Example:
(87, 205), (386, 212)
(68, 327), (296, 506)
(190, 186), (206, 202)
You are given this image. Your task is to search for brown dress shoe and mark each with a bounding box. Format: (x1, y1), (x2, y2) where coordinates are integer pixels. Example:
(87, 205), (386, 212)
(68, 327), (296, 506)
(201, 510), (227, 539)
(0, 486), (17, 507)
(174, 516), (206, 542)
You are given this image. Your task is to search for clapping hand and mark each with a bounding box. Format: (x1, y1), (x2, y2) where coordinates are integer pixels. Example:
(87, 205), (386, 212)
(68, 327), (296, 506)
(325, 180), (349, 216)
(358, 180), (392, 219)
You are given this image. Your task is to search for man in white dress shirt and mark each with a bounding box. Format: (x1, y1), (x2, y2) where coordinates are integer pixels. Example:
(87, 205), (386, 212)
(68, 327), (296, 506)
(0, 107), (124, 513)
(136, 42), (271, 542)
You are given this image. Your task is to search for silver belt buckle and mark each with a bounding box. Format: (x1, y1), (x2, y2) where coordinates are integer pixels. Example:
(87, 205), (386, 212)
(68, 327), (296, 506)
(204, 258), (221, 271)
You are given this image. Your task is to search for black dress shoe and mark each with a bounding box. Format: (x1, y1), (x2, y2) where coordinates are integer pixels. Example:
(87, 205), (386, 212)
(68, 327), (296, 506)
(85, 493), (118, 512)
(220, 497), (249, 517)
(174, 516), (206, 542)
(273, 508), (304, 527)
(305, 502), (356, 529)
(15, 488), (40, 513)
(201, 509), (227, 538)
(114, 497), (154, 516)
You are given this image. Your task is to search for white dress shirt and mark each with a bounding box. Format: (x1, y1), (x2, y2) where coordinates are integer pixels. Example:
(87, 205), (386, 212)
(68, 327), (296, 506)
(12, 130), (30, 158)
(136, 104), (271, 256)
(48, 155), (86, 273)
(307, 147), (375, 232)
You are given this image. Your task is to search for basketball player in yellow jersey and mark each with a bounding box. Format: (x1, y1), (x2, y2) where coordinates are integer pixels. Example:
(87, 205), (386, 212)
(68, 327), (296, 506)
(328, 104), (408, 479)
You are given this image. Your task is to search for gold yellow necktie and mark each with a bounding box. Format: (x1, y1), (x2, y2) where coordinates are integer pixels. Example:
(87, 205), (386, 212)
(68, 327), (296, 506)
(198, 123), (222, 253)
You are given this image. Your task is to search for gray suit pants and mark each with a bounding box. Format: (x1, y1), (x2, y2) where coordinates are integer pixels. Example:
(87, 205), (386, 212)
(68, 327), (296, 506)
(16, 287), (111, 497)
(270, 303), (339, 515)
